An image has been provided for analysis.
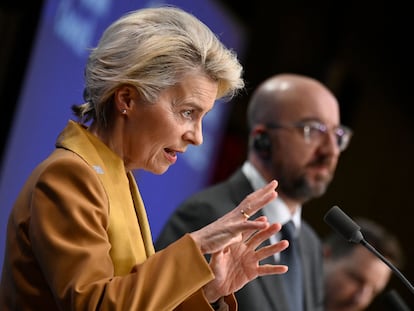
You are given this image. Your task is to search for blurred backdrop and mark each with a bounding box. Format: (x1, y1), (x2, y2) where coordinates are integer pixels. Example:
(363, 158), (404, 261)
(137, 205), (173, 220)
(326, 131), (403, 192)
(1, 1), (413, 309)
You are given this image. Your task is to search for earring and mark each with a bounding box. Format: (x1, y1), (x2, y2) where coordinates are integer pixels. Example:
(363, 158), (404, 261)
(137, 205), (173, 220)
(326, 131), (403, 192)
(121, 109), (127, 114)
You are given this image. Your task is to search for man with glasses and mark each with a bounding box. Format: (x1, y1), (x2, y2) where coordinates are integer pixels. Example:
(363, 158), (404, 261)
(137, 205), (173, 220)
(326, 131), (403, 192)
(155, 73), (352, 311)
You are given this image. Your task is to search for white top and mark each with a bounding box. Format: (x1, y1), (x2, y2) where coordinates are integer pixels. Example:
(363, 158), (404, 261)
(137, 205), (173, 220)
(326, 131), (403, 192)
(242, 161), (302, 261)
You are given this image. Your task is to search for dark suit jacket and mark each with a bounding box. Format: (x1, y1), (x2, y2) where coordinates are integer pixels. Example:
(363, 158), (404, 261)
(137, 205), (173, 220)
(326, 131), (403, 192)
(155, 169), (324, 311)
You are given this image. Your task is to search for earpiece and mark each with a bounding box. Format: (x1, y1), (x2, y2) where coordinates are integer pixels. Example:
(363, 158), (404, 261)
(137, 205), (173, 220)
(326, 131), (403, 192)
(253, 132), (271, 159)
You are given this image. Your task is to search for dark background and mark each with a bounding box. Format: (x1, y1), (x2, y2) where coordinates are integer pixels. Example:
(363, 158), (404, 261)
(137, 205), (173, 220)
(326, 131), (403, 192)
(1, 1), (413, 309)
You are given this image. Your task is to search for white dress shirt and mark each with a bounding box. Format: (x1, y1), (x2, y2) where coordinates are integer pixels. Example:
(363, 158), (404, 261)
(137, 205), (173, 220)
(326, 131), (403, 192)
(242, 161), (302, 261)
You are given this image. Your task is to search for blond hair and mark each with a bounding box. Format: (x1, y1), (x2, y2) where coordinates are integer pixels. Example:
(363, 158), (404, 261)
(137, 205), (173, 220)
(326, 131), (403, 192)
(73, 6), (244, 126)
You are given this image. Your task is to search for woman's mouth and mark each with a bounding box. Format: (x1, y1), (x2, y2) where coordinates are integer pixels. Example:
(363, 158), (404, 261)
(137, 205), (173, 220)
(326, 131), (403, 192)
(164, 148), (177, 164)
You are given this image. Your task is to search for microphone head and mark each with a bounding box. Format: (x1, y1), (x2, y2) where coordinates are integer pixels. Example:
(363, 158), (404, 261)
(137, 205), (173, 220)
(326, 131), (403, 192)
(324, 206), (364, 243)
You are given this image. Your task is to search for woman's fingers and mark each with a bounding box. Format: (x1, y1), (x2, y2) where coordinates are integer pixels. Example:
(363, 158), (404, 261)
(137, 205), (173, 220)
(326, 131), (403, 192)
(255, 238), (289, 262)
(243, 222), (290, 262)
(245, 222), (281, 248)
(190, 180), (279, 255)
(236, 180), (278, 221)
(241, 216), (269, 242)
(244, 222), (290, 277)
(257, 263), (289, 276)
(255, 234), (289, 277)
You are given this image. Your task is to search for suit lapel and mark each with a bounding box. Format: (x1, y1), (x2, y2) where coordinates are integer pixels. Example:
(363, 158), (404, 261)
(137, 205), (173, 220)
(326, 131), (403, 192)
(257, 250), (291, 311)
(228, 172), (290, 310)
(227, 170), (253, 206)
(299, 228), (312, 310)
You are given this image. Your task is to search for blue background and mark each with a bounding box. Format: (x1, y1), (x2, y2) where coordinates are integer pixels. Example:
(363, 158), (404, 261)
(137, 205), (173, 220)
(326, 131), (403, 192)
(0, 0), (245, 273)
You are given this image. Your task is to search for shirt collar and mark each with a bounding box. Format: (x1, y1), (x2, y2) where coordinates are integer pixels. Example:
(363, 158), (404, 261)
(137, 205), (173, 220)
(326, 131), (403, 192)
(242, 161), (302, 236)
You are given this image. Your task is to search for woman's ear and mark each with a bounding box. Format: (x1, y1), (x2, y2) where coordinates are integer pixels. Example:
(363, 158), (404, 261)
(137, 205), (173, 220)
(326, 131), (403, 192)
(114, 85), (137, 112)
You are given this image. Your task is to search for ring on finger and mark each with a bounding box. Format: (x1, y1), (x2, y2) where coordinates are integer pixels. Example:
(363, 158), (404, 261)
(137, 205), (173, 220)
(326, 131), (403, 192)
(240, 209), (250, 220)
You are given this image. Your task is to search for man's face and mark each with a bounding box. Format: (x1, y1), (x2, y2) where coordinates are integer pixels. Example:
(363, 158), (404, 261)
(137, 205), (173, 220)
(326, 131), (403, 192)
(324, 246), (392, 311)
(267, 90), (342, 202)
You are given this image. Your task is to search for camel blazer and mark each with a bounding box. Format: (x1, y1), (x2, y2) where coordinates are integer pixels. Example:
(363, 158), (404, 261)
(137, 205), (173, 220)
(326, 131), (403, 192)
(0, 120), (235, 311)
(156, 169), (324, 311)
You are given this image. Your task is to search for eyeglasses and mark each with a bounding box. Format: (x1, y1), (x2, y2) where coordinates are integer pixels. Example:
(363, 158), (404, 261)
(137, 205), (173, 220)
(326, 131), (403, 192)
(266, 120), (353, 152)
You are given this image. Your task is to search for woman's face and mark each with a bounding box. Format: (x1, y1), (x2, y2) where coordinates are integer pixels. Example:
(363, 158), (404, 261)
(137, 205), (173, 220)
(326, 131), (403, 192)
(123, 74), (218, 174)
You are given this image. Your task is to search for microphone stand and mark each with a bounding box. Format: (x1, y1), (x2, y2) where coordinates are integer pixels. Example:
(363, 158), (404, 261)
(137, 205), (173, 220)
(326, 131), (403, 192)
(361, 239), (414, 294)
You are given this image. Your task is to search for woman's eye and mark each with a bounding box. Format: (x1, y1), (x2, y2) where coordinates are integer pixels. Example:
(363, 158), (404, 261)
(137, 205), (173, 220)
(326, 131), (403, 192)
(182, 110), (193, 118)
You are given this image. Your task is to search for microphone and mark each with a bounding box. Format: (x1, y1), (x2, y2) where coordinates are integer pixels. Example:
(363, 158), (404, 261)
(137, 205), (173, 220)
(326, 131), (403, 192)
(324, 206), (414, 295)
(323, 205), (363, 243)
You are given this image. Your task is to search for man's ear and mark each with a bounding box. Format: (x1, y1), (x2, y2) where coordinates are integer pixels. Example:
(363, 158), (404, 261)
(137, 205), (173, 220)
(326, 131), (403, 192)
(250, 125), (271, 160)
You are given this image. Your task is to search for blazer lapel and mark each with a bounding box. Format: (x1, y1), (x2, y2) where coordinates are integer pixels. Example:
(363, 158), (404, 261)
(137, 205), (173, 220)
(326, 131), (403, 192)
(228, 171), (290, 311)
(254, 240), (291, 311)
(299, 229), (313, 310)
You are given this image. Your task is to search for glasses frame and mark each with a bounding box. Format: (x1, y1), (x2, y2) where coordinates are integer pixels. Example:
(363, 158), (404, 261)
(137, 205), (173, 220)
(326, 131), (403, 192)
(266, 120), (353, 152)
